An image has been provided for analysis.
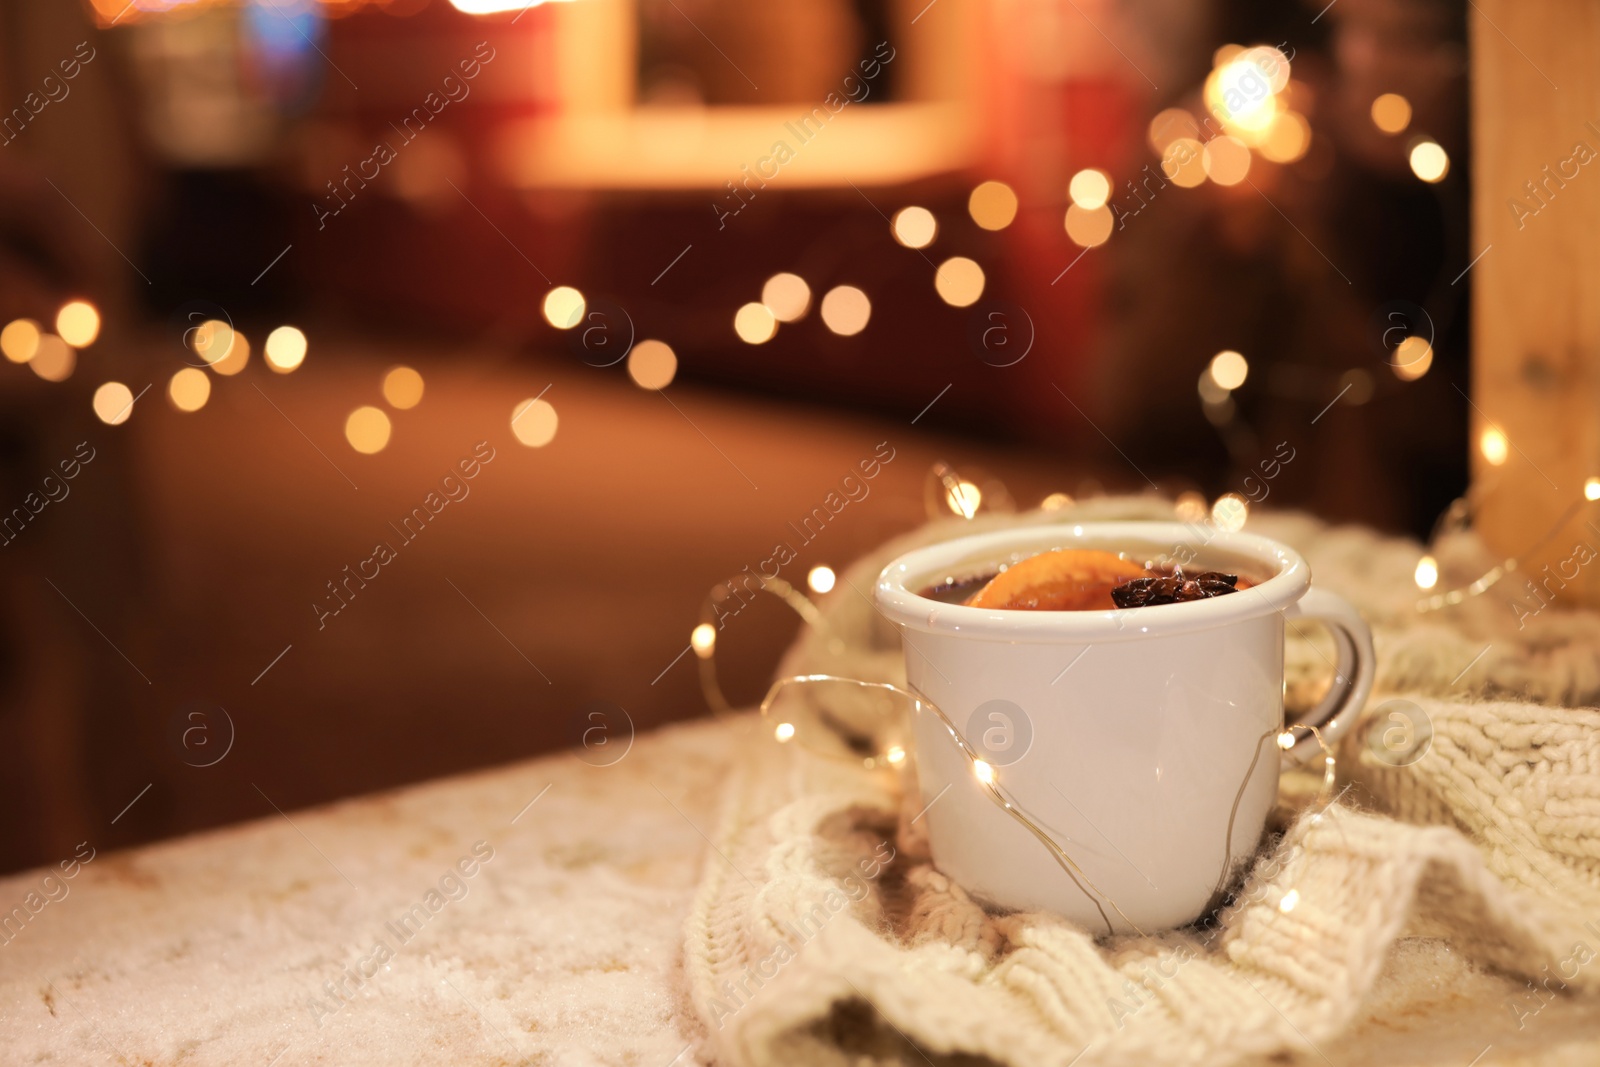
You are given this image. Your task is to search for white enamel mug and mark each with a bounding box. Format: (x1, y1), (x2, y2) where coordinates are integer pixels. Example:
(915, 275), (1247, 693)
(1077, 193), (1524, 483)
(874, 522), (1374, 934)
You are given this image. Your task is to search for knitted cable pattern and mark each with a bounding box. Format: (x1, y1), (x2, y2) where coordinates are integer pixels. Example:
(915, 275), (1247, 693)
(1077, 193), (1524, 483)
(682, 500), (1600, 1066)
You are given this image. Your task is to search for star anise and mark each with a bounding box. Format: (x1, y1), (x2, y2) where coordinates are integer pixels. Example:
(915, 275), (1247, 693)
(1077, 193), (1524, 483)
(1110, 568), (1239, 608)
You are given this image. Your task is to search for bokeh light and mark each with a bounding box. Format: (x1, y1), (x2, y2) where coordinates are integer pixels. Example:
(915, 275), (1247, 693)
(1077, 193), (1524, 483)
(1260, 111), (1311, 164)
(1371, 93), (1412, 134)
(934, 257), (985, 307)
(1209, 350), (1249, 390)
(734, 302), (777, 344)
(627, 339), (677, 390)
(56, 301), (100, 348)
(168, 367), (211, 412)
(193, 319), (234, 367)
(1585, 477), (1600, 502)
(511, 397), (558, 447)
(820, 286), (871, 336)
(761, 273), (811, 322)
(1148, 108), (1200, 154)
(1392, 337), (1433, 381)
(1414, 555), (1439, 590)
(1068, 169), (1112, 210)
(29, 335), (74, 381)
(1163, 138), (1207, 188)
(1174, 491), (1209, 523)
(774, 721), (796, 743)
(807, 565), (836, 594)
(968, 181), (1018, 231)
(542, 286), (586, 329)
(92, 381), (135, 425)
(1064, 204), (1113, 247)
(1479, 426), (1509, 466)
(891, 206), (938, 248)
(264, 326), (308, 372)
(212, 331), (249, 376)
(345, 406), (392, 454)
(946, 480), (982, 518)
(383, 366), (425, 409)
(1409, 140), (1449, 183)
(690, 622), (716, 658)
(1202, 135), (1252, 186)
(1041, 492), (1073, 510)
(1, 319), (41, 363)
(1212, 493), (1248, 531)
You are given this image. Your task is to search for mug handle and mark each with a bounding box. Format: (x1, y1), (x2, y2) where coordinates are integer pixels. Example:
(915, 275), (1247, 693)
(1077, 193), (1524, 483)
(1279, 587), (1375, 768)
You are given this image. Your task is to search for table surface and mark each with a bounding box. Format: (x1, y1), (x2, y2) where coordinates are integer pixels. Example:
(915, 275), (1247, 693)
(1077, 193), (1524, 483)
(4, 712), (1600, 1067)
(0, 713), (733, 1067)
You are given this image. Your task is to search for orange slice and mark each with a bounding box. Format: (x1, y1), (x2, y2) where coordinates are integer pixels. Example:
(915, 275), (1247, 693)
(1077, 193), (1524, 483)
(966, 549), (1151, 611)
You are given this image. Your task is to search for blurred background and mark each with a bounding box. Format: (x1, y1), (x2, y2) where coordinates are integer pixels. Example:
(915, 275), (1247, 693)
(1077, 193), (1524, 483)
(0, 0), (1467, 873)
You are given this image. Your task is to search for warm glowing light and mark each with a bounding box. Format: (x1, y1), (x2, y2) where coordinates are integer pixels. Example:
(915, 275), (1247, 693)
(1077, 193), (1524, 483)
(1069, 169), (1112, 210)
(92, 381), (135, 425)
(1206, 54), (1284, 135)
(1409, 140), (1449, 183)
(345, 406), (392, 454)
(774, 722), (796, 743)
(1371, 93), (1412, 134)
(511, 397), (558, 447)
(212, 330), (249, 376)
(168, 367), (211, 412)
(193, 319), (234, 366)
(1175, 491), (1209, 523)
(1148, 108), (1200, 154)
(29, 335), (74, 381)
(627, 339), (677, 390)
(973, 759), (995, 785)
(1392, 337), (1433, 381)
(448, 0), (569, 13)
(1198, 369), (1231, 406)
(1162, 138), (1207, 188)
(1278, 888), (1300, 914)
(1586, 477), (1600, 502)
(1202, 135), (1252, 186)
(383, 366), (425, 409)
(1, 319), (41, 363)
(762, 273), (811, 322)
(691, 622), (717, 658)
(934, 257), (985, 307)
(807, 565), (836, 595)
(1260, 111), (1311, 164)
(947, 480), (982, 518)
(968, 181), (1018, 231)
(1479, 426), (1509, 466)
(1242, 46), (1291, 93)
(892, 206), (938, 249)
(1414, 555), (1439, 590)
(1209, 350), (1249, 390)
(1064, 204), (1114, 248)
(885, 745), (906, 765)
(734, 302), (777, 344)
(820, 286), (871, 336)
(542, 286), (586, 330)
(264, 326), (307, 372)
(1277, 731), (1296, 751)
(55, 301), (100, 348)
(1213, 493), (1248, 531)
(1041, 492), (1073, 511)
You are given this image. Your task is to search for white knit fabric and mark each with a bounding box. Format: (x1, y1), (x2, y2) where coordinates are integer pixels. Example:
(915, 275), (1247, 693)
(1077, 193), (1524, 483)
(683, 498), (1600, 1066)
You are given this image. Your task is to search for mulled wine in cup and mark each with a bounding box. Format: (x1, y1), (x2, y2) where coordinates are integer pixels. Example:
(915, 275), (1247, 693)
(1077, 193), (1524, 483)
(874, 522), (1374, 934)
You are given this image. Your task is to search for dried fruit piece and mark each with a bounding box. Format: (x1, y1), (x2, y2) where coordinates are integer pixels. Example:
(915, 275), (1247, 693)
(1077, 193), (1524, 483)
(1110, 568), (1239, 608)
(966, 549), (1151, 611)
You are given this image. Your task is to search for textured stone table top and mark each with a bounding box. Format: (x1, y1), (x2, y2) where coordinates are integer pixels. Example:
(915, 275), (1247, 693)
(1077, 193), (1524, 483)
(4, 711), (1599, 1067)
(0, 714), (734, 1066)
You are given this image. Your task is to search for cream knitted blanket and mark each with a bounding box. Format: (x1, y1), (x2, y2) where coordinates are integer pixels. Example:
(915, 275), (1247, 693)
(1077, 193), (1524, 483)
(682, 498), (1600, 1067)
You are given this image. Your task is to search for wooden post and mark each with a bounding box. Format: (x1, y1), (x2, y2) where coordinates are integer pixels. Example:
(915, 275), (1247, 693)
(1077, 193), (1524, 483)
(1472, 1), (1600, 605)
